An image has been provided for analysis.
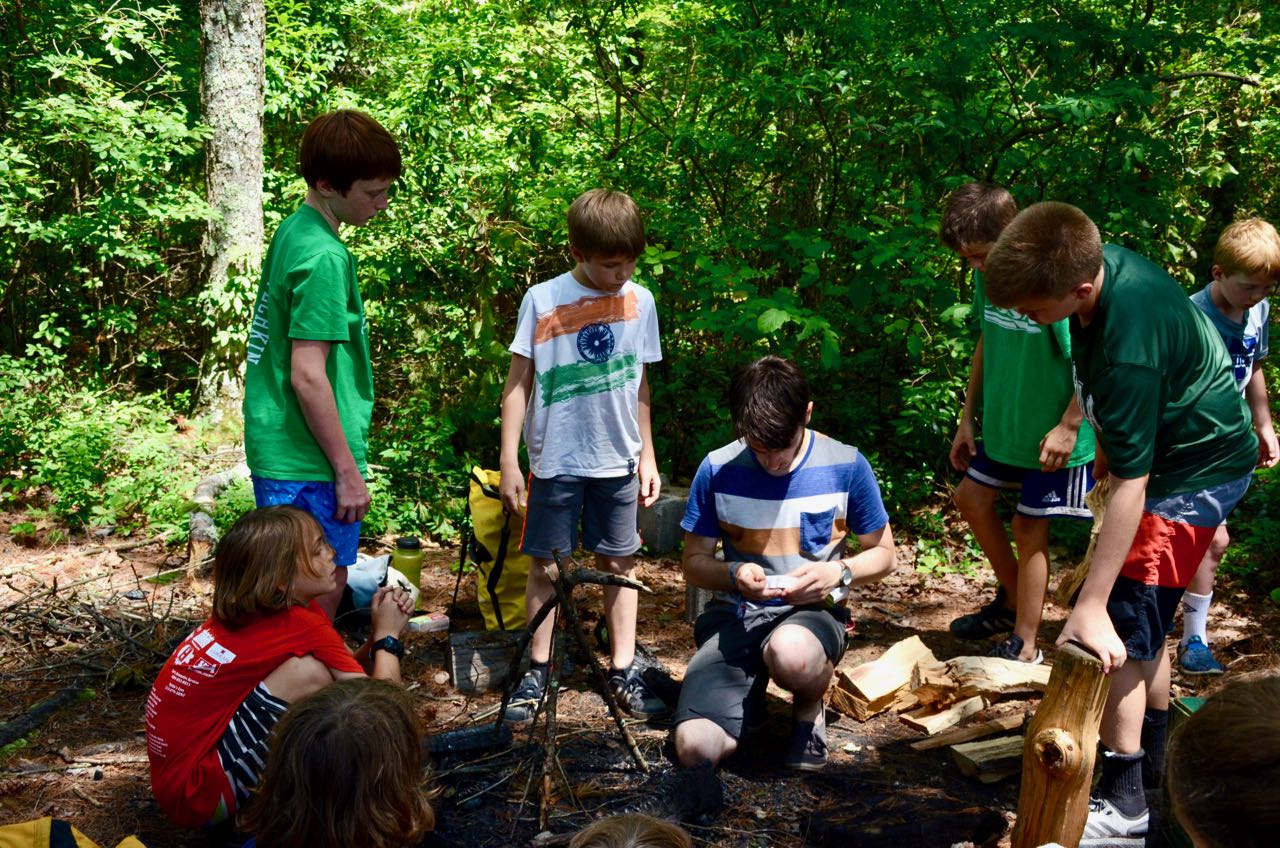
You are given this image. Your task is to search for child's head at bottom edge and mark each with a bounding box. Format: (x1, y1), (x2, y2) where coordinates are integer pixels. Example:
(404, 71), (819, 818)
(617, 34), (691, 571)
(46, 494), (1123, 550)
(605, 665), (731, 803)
(569, 813), (692, 848)
(212, 505), (336, 625)
(238, 677), (435, 848)
(1166, 670), (1280, 848)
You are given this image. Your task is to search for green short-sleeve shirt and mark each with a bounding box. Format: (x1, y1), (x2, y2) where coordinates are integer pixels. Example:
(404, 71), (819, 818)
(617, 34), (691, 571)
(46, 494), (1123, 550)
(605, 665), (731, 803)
(974, 273), (1096, 469)
(243, 204), (374, 480)
(1070, 245), (1256, 497)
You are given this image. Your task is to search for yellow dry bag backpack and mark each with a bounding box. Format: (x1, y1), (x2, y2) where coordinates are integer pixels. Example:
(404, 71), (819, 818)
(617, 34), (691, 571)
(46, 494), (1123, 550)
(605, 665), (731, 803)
(459, 467), (531, 631)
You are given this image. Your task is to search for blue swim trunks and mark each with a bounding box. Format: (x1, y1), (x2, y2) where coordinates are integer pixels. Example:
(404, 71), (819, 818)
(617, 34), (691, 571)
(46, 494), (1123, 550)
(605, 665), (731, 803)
(250, 476), (360, 566)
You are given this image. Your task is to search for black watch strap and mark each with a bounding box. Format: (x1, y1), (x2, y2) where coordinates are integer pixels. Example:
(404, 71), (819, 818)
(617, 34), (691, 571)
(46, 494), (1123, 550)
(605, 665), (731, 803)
(372, 635), (405, 659)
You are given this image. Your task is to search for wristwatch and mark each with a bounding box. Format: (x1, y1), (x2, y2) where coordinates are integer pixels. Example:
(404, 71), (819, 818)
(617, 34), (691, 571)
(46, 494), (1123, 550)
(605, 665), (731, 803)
(371, 635), (405, 659)
(829, 561), (853, 604)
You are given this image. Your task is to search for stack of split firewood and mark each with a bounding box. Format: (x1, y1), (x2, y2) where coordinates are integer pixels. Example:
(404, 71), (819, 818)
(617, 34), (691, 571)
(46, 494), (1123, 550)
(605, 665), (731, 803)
(830, 635), (1051, 782)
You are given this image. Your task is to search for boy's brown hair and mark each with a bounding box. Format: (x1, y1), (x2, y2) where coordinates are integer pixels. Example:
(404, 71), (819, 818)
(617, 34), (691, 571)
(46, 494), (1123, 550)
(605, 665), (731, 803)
(213, 506), (329, 626)
(729, 355), (811, 450)
(1213, 217), (1280, 279)
(569, 814), (692, 848)
(983, 201), (1104, 307)
(1166, 671), (1280, 847)
(239, 678), (436, 848)
(940, 182), (1018, 250)
(567, 189), (647, 259)
(299, 110), (402, 194)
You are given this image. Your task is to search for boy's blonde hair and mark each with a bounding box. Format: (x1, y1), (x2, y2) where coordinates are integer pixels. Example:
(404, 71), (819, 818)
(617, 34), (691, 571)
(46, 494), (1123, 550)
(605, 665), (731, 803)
(984, 201), (1103, 307)
(1213, 218), (1280, 279)
(568, 189), (646, 259)
(213, 506), (327, 626)
(238, 678), (436, 848)
(569, 814), (692, 848)
(940, 182), (1018, 250)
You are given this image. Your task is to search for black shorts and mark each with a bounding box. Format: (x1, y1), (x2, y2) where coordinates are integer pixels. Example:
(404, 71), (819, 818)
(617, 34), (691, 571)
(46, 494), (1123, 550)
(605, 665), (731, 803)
(673, 601), (847, 739)
(1106, 576), (1185, 662)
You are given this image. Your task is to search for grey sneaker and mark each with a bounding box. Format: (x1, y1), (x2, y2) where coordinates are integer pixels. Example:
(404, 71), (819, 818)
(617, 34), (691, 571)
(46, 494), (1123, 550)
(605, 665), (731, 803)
(1079, 797), (1148, 847)
(988, 634), (1044, 664)
(950, 586), (1017, 639)
(503, 666), (547, 723)
(609, 663), (670, 718)
(783, 717), (828, 772)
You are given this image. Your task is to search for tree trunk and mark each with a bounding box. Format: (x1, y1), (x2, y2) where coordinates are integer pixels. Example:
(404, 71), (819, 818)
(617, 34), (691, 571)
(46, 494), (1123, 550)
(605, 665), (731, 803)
(195, 0), (265, 421)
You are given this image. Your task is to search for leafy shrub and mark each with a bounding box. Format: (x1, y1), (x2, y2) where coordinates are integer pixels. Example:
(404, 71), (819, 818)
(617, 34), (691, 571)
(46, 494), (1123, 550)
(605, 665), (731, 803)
(0, 354), (201, 537)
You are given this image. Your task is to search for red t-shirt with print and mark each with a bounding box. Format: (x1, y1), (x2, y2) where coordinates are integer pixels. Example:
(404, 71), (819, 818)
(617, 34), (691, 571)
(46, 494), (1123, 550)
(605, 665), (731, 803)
(145, 602), (362, 828)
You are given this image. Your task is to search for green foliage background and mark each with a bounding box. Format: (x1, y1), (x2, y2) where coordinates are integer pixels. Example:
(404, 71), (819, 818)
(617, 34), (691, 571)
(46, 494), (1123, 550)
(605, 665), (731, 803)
(1, 0), (1278, 585)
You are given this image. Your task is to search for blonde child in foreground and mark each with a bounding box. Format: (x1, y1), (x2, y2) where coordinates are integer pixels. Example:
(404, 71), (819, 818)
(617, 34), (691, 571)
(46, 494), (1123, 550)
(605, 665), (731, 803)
(570, 814), (691, 848)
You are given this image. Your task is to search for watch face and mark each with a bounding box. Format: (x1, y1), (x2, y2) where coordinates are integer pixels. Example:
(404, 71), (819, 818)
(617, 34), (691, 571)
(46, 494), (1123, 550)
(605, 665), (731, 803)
(376, 636), (405, 658)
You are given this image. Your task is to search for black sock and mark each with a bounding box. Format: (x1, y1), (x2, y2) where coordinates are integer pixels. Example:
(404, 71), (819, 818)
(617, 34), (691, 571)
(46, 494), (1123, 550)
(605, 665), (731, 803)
(1098, 749), (1146, 817)
(1141, 708), (1169, 789)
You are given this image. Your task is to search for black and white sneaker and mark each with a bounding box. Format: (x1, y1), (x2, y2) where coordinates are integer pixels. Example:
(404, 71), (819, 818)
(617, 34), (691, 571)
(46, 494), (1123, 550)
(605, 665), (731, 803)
(950, 586), (1017, 639)
(503, 666), (547, 723)
(987, 634), (1044, 664)
(1079, 797), (1148, 847)
(609, 663), (671, 718)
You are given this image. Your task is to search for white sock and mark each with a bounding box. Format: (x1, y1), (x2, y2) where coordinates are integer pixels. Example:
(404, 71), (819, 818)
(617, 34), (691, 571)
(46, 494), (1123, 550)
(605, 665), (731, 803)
(1181, 591), (1212, 647)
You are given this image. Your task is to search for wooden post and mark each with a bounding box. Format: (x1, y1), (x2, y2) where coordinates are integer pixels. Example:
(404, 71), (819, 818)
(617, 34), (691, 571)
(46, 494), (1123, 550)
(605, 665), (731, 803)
(1012, 641), (1111, 848)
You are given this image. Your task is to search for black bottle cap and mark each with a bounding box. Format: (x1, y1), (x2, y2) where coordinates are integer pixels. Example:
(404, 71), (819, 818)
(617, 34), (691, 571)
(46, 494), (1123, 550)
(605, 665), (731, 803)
(395, 536), (422, 549)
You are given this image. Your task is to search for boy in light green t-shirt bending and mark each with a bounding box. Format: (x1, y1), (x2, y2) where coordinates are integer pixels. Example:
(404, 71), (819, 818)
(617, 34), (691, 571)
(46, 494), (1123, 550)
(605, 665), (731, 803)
(941, 183), (1096, 664)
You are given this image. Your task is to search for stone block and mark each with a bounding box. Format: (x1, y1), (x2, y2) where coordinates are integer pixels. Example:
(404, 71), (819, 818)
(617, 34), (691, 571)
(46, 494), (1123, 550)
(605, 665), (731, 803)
(638, 484), (689, 555)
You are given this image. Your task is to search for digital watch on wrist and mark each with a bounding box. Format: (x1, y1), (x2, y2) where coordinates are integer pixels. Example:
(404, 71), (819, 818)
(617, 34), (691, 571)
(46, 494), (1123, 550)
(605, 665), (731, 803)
(371, 635), (405, 659)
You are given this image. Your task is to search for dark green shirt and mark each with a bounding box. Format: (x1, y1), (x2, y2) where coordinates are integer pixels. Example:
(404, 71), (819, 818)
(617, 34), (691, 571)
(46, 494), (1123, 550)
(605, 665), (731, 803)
(1070, 245), (1256, 497)
(242, 204), (373, 480)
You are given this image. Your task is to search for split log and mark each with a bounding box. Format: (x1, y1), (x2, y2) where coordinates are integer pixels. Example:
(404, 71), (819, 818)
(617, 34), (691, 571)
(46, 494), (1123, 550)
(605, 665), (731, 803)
(1011, 641), (1110, 848)
(901, 694), (989, 735)
(911, 655), (1049, 711)
(952, 735), (1025, 783)
(831, 635), (936, 721)
(910, 711), (1027, 751)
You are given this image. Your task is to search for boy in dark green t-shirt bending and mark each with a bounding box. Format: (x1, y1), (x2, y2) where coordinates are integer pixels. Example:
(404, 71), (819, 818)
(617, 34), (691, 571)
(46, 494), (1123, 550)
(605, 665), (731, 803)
(243, 111), (401, 620)
(984, 202), (1257, 847)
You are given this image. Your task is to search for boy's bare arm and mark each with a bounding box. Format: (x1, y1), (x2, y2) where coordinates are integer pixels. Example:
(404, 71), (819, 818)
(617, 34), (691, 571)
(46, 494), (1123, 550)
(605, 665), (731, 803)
(1039, 394), (1084, 472)
(681, 532), (783, 602)
(291, 340), (369, 523)
(637, 366), (660, 507)
(782, 524), (896, 606)
(1056, 472), (1148, 673)
(950, 335), (984, 471)
(499, 354), (534, 515)
(1245, 362), (1278, 468)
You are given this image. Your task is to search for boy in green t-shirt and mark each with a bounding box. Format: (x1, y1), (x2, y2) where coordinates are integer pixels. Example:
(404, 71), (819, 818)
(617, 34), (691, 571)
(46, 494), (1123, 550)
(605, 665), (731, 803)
(940, 183), (1096, 664)
(242, 110), (402, 620)
(984, 202), (1257, 846)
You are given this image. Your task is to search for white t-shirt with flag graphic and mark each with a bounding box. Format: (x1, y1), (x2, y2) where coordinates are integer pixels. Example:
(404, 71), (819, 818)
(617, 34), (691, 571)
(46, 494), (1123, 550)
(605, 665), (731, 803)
(509, 271), (662, 478)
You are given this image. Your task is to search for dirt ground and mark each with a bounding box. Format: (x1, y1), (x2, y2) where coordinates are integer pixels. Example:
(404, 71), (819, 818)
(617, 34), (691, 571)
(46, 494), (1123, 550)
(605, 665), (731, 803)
(1, 520), (1276, 847)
